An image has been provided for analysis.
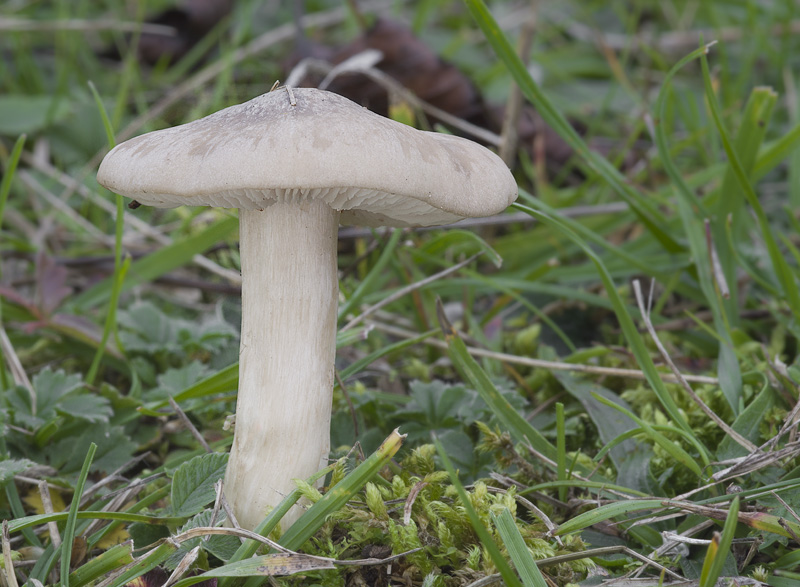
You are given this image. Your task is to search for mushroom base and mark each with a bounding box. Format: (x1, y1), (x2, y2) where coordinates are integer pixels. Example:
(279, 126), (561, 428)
(224, 200), (340, 529)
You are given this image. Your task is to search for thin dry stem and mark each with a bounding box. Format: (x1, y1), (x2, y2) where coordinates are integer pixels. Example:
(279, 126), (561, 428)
(37, 481), (61, 549)
(0, 17), (176, 34)
(632, 279), (756, 452)
(0, 325), (34, 405)
(368, 320), (719, 385)
(2, 521), (18, 587)
(169, 396), (212, 453)
(164, 546), (200, 587)
(341, 253), (483, 331)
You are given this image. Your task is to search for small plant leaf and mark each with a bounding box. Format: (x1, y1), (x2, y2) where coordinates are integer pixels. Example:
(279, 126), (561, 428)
(171, 452), (229, 517)
(0, 458), (34, 484)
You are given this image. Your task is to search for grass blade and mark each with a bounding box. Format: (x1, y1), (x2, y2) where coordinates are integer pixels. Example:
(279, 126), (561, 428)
(0, 134), (26, 242)
(554, 499), (663, 536)
(278, 428), (406, 550)
(71, 215), (238, 310)
(492, 508), (549, 587)
(86, 81), (127, 385)
(700, 53), (800, 320)
(60, 443), (97, 587)
(434, 435), (524, 587)
(463, 0), (681, 252)
(512, 203), (695, 437)
(338, 228), (403, 320)
(436, 298), (558, 461)
(699, 497), (739, 587)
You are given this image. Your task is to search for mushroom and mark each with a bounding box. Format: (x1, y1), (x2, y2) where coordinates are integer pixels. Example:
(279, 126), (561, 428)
(97, 87), (517, 529)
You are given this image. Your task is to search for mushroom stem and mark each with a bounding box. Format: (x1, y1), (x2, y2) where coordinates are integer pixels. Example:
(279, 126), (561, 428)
(224, 199), (340, 529)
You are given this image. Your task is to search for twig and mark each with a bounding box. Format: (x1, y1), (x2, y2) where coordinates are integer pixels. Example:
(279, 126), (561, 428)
(770, 490), (800, 525)
(80, 453), (152, 505)
(169, 396), (212, 453)
(37, 481), (61, 549)
(632, 279), (756, 452)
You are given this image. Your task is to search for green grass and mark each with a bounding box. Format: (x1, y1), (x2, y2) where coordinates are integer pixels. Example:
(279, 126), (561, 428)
(1, 1), (800, 586)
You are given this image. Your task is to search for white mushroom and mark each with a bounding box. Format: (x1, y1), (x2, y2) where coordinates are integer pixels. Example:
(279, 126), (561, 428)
(97, 87), (517, 529)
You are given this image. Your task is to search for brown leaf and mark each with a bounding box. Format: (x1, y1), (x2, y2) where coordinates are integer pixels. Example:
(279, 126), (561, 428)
(295, 18), (494, 130)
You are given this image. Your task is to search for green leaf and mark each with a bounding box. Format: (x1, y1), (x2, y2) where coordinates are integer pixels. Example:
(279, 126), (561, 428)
(0, 95), (72, 135)
(492, 508), (548, 587)
(166, 510), (240, 569)
(171, 452), (229, 517)
(56, 423), (138, 475)
(55, 394), (113, 424)
(549, 364), (652, 492)
(61, 443), (97, 587)
(699, 497), (740, 587)
(591, 392), (706, 479)
(10, 368), (84, 428)
(717, 386), (775, 461)
(0, 458), (34, 484)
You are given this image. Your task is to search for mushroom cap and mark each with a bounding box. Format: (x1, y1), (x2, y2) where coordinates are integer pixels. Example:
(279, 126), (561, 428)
(97, 88), (517, 227)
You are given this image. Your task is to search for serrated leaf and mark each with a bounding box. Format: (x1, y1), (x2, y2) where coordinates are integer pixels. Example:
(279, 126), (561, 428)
(166, 510), (239, 569)
(149, 362), (210, 402)
(57, 424), (138, 474)
(0, 458), (35, 483)
(32, 368), (84, 421)
(171, 452), (229, 517)
(56, 394), (113, 424)
(117, 302), (177, 353)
